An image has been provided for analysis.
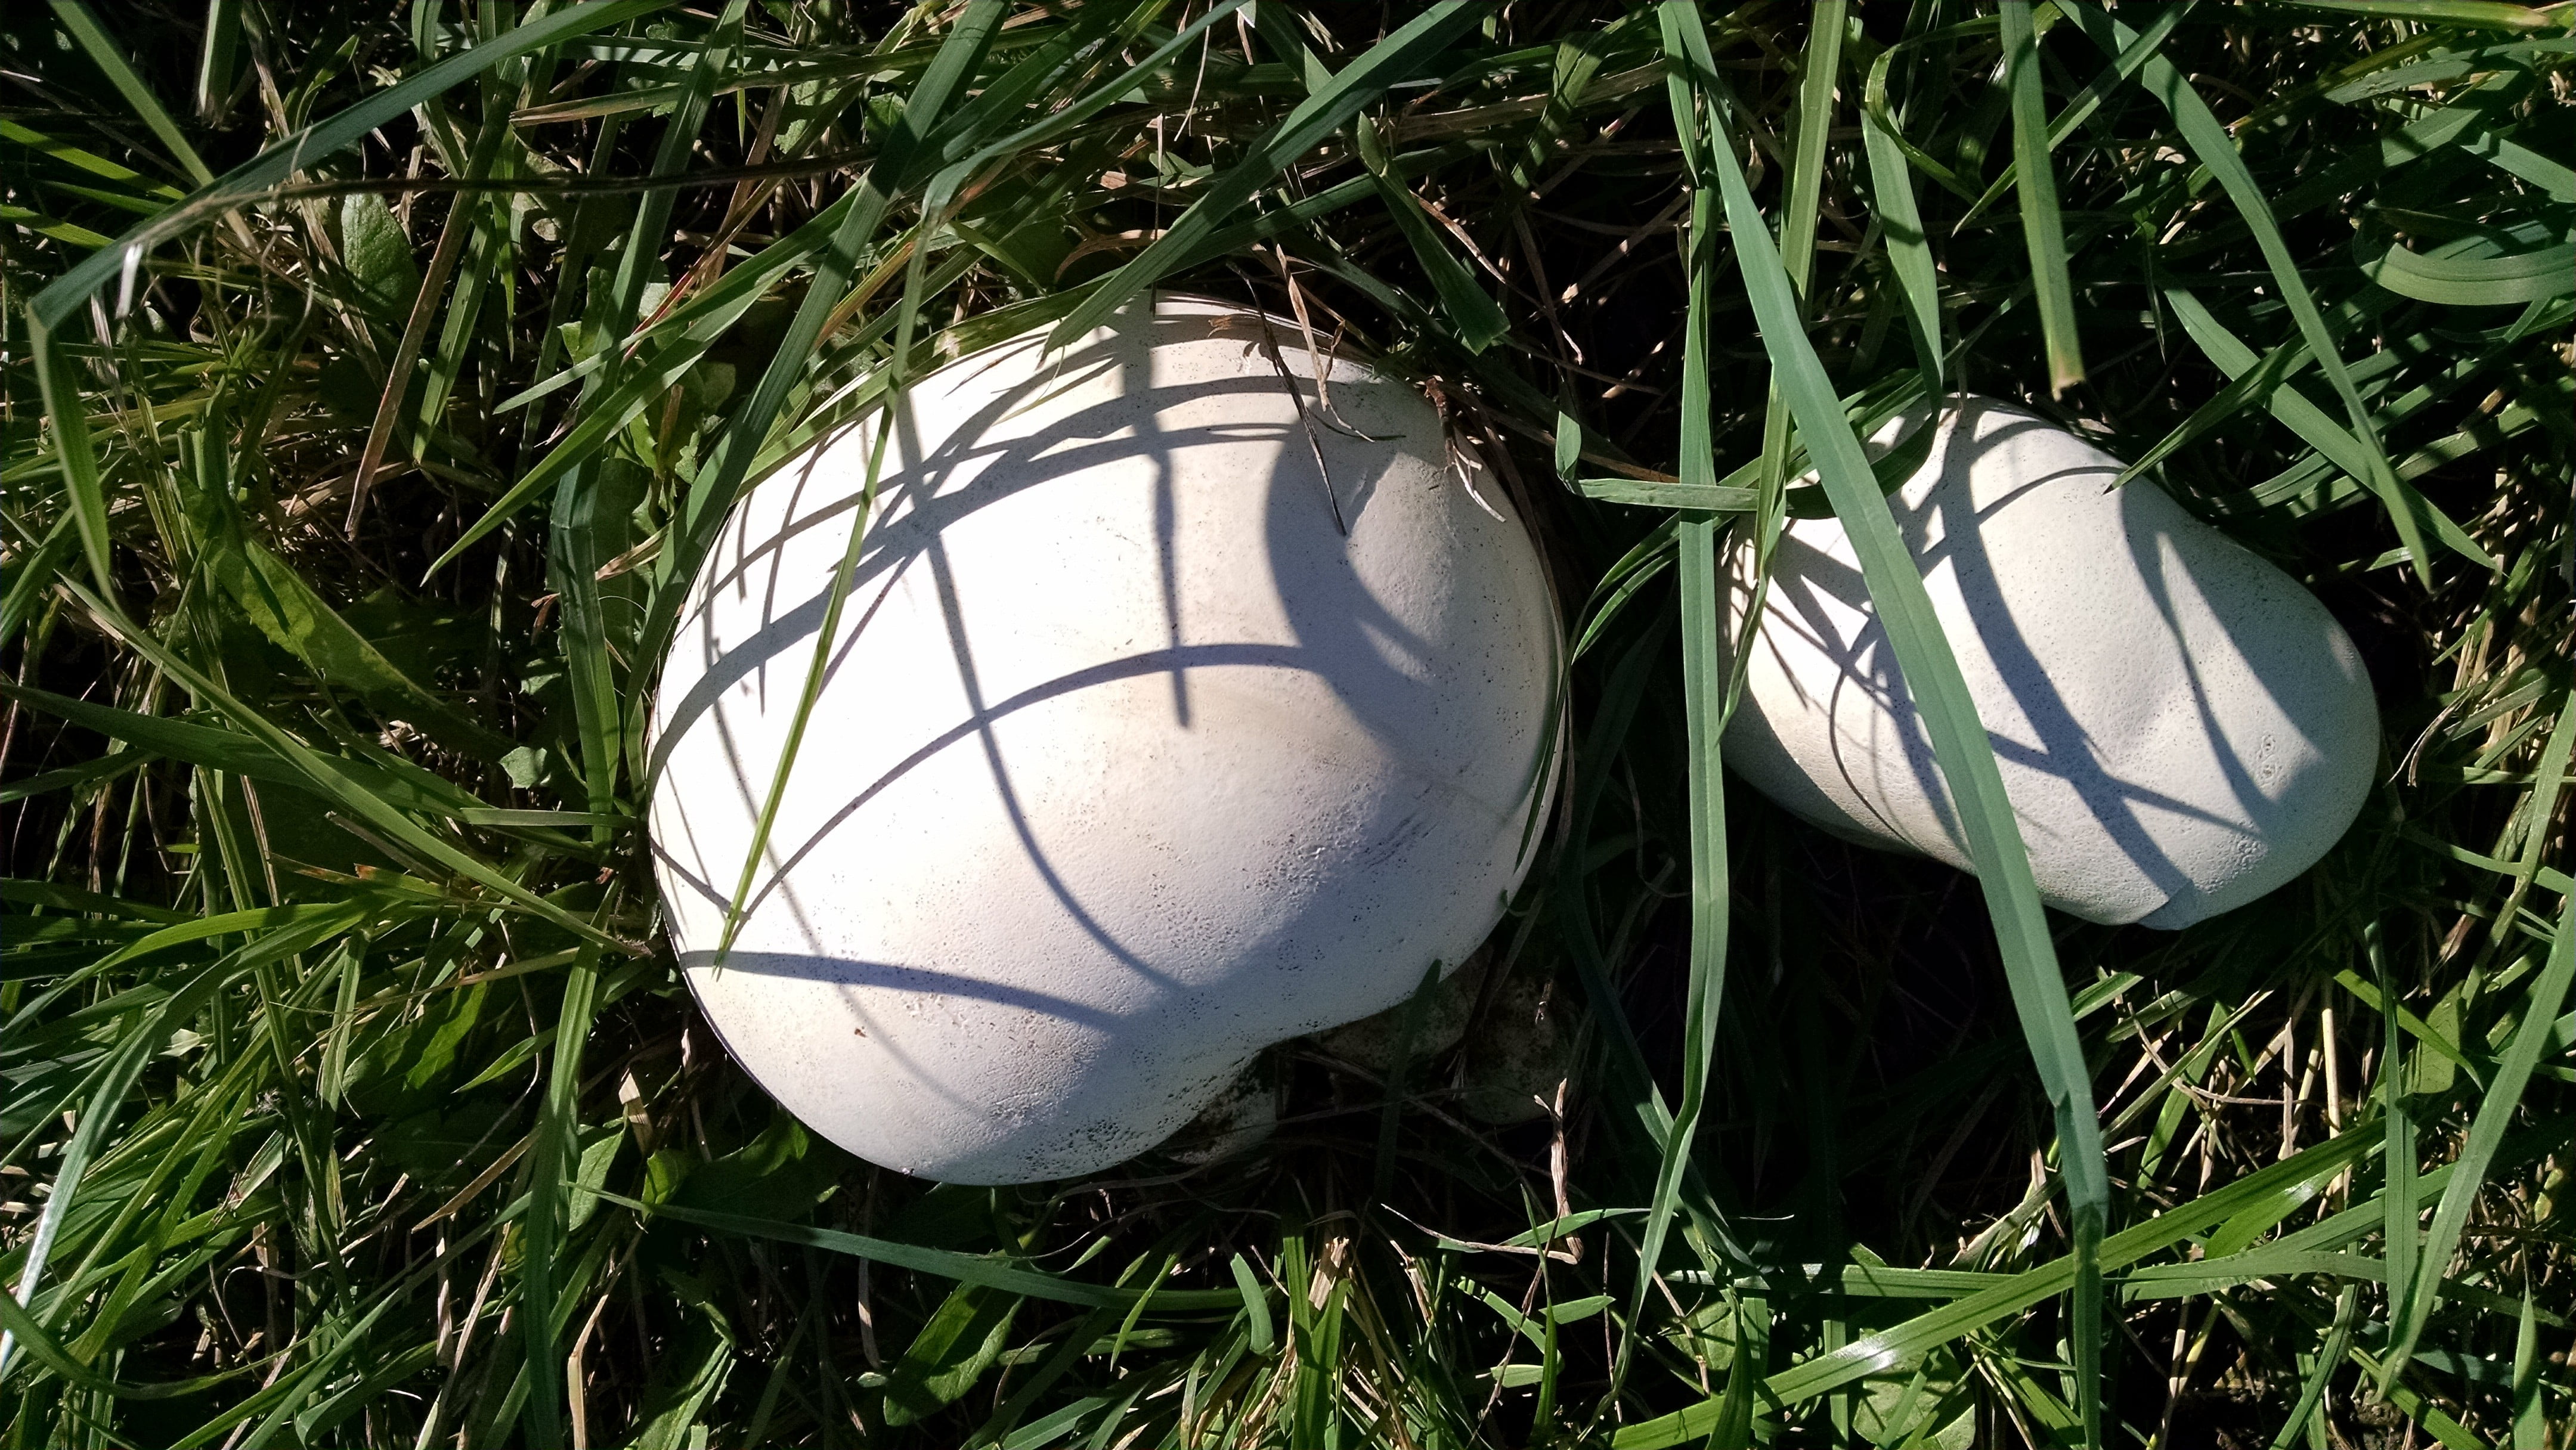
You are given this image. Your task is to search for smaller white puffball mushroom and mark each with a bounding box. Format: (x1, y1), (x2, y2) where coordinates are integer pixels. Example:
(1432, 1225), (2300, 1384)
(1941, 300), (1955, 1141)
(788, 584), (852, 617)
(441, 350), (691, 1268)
(1724, 396), (2378, 928)
(649, 296), (1559, 1185)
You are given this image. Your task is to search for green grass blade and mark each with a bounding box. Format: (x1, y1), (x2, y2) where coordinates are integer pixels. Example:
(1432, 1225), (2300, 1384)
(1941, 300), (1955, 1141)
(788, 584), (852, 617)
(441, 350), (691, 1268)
(1730, 0), (1839, 720)
(1360, 155), (1510, 352)
(1695, 31), (2109, 1448)
(1778, 2), (1844, 305)
(1860, 44), (1942, 390)
(25, 320), (116, 601)
(2511, 1281), (2543, 1450)
(602, 1195), (1242, 1310)
(636, 0), (998, 588)
(707, 0), (1008, 962)
(2061, 1), (2434, 585)
(194, 0), (240, 123)
(28, 0), (671, 334)
(55, 583), (618, 946)
(345, 106), (510, 537)
(1960, 2), (2187, 229)
(2160, 287), (2496, 571)
(2373, 924), (2423, 1383)
(1614, 1129), (2389, 1446)
(550, 2), (750, 831)
(45, 0), (215, 188)
(602, 0), (749, 339)
(2363, 237), (2576, 305)
(2262, 1284), (2359, 1450)
(2000, 1), (2083, 394)
(2277, 0), (2574, 30)
(1045, 1), (1490, 348)
(519, 930), (604, 1450)
(1231, 1254), (1275, 1355)
(2385, 708), (2576, 1377)
(1614, 4), (1736, 1411)
(0, 957), (232, 1377)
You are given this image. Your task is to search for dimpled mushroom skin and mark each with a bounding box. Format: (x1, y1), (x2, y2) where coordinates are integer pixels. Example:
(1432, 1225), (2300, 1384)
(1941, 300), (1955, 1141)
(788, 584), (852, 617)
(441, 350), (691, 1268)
(648, 297), (1559, 1185)
(1724, 396), (2379, 930)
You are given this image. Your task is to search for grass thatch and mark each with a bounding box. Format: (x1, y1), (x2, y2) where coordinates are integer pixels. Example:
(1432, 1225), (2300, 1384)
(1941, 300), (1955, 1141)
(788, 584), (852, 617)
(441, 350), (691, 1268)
(4, 1), (2571, 1445)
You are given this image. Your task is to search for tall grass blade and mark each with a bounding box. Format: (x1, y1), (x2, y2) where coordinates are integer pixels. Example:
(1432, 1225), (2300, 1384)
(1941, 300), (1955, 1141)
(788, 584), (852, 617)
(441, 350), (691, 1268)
(2159, 287), (2494, 571)
(1045, 1), (1489, 348)
(1615, 1129), (2388, 1445)
(45, 0), (215, 188)
(1693, 16), (2109, 1446)
(54, 581), (617, 944)
(2061, 1), (2435, 585)
(1861, 42), (1942, 390)
(2385, 708), (2576, 1377)
(29, 0), (671, 333)
(604, 1196), (1241, 1310)
(519, 930), (605, 1450)
(708, 0), (1008, 962)
(1612, 3), (1734, 1411)
(2000, 1), (2084, 394)
(25, 320), (116, 600)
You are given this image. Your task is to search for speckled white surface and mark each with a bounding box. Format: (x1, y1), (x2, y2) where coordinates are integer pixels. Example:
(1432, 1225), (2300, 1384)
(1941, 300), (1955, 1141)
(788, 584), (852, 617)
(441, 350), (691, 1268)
(648, 296), (1559, 1183)
(1724, 396), (2378, 928)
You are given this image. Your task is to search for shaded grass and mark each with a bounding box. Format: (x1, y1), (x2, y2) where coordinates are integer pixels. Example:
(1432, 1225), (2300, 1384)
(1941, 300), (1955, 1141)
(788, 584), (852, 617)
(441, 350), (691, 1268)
(4, 1), (2572, 1446)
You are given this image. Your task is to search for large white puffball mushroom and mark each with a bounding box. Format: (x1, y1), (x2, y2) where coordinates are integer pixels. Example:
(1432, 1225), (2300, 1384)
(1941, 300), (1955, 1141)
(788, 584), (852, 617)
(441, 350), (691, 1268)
(649, 296), (1558, 1184)
(1724, 396), (2377, 928)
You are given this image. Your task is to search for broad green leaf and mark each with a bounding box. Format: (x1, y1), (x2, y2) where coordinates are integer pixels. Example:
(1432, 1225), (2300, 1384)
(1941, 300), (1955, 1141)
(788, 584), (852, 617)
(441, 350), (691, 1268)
(335, 192), (423, 324)
(881, 1283), (1021, 1425)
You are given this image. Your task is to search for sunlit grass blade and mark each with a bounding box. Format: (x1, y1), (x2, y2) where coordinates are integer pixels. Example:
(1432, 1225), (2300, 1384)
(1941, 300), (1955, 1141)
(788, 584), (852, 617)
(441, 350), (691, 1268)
(2277, 0), (2573, 30)
(1999, 1), (2083, 395)
(52, 581), (618, 946)
(344, 111), (509, 537)
(1958, 4), (2187, 230)
(2384, 710), (2576, 1378)
(1727, 0), (1839, 720)
(1860, 42), (1941, 390)
(2061, 1), (2434, 585)
(1611, 5), (1735, 1409)
(1696, 22), (2109, 1449)
(1044, 1), (1488, 348)
(2510, 1281), (2544, 1450)
(2264, 1284), (2360, 1450)
(519, 928), (605, 1450)
(1614, 1129), (2388, 1446)
(2159, 287), (2496, 571)
(0, 953), (242, 1377)
(44, 0), (215, 188)
(605, 1195), (1243, 1310)
(27, 0), (670, 334)
(24, 321), (116, 600)
(707, 0), (1008, 962)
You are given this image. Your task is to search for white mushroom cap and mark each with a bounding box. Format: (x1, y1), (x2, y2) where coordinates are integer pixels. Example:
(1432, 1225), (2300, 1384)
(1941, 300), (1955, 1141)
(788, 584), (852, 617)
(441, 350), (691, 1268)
(1724, 395), (2378, 928)
(648, 296), (1559, 1183)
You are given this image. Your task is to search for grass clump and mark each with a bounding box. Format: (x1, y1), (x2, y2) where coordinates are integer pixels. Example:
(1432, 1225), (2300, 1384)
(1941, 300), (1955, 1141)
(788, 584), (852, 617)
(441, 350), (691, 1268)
(4, 1), (2572, 1446)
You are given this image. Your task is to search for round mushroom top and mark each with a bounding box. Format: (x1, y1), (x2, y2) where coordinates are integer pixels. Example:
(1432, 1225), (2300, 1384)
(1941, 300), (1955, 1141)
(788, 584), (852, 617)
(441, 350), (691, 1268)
(648, 296), (1559, 1182)
(1723, 395), (2378, 928)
